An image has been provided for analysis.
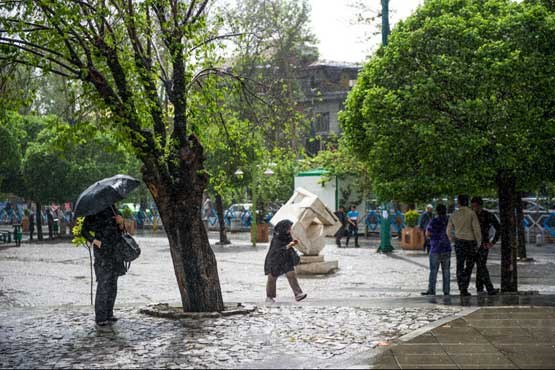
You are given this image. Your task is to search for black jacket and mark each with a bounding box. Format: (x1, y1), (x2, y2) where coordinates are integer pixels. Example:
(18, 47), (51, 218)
(82, 206), (126, 275)
(264, 220), (300, 277)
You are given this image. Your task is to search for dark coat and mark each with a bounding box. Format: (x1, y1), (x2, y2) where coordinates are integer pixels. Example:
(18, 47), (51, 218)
(82, 205), (126, 276)
(264, 220), (300, 277)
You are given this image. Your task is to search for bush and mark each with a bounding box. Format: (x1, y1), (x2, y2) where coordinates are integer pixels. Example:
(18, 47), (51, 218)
(404, 210), (420, 228)
(121, 205), (133, 220)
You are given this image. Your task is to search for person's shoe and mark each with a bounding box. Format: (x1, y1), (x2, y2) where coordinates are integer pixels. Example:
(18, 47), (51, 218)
(460, 291), (471, 297)
(265, 297), (276, 303)
(95, 321), (113, 331)
(107, 317), (119, 322)
(355, 244), (360, 248)
(444, 293), (450, 296)
(295, 293), (307, 302)
(421, 291), (435, 296)
(487, 288), (500, 296)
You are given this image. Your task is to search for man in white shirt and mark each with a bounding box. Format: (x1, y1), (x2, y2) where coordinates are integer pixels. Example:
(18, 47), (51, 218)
(447, 194), (482, 297)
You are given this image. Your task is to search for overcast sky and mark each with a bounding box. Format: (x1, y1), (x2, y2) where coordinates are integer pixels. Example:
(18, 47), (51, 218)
(308, 0), (424, 63)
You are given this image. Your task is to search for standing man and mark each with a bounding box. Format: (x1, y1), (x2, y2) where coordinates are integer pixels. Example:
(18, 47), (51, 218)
(346, 205), (360, 248)
(471, 197), (500, 295)
(419, 204), (434, 254)
(334, 206), (347, 248)
(447, 194), (482, 297)
(28, 208), (35, 241)
(45, 207), (54, 239)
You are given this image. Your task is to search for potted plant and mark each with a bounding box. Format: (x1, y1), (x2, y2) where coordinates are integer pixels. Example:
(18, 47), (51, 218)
(121, 205), (136, 235)
(401, 209), (424, 250)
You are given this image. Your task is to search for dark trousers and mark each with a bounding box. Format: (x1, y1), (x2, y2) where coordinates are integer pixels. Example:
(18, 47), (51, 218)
(94, 260), (119, 323)
(476, 246), (495, 292)
(346, 224), (359, 246)
(29, 225), (34, 240)
(335, 226), (345, 247)
(47, 223), (53, 238)
(423, 237), (430, 254)
(266, 271), (303, 298)
(454, 239), (477, 294)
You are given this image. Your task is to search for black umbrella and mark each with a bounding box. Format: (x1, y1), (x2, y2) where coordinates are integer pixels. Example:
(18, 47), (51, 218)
(74, 174), (141, 217)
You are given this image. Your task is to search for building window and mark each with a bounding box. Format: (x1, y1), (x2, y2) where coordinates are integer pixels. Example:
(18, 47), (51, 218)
(313, 112), (330, 133)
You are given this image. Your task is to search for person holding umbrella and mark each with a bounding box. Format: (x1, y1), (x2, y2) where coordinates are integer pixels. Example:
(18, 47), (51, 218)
(75, 175), (141, 328)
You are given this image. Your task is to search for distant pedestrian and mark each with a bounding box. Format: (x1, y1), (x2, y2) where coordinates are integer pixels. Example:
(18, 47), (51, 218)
(419, 205), (434, 254)
(264, 219), (306, 303)
(346, 205), (360, 248)
(28, 209), (35, 241)
(334, 206), (347, 248)
(82, 204), (126, 328)
(447, 195), (482, 297)
(421, 204), (451, 296)
(46, 208), (54, 239)
(471, 197), (500, 295)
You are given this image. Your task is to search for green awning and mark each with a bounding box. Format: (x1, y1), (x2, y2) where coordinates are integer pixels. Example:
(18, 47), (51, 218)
(296, 168), (330, 177)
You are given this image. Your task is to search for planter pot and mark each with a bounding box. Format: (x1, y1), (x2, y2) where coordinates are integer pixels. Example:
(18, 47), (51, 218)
(125, 219), (136, 235)
(21, 217), (30, 232)
(254, 223), (269, 243)
(400, 227), (424, 250)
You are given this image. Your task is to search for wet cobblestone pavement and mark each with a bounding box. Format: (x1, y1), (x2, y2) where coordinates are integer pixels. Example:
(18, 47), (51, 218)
(1, 233), (554, 368)
(0, 304), (461, 369)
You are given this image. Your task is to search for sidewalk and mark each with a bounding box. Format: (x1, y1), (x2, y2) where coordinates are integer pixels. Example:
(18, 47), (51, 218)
(366, 306), (555, 369)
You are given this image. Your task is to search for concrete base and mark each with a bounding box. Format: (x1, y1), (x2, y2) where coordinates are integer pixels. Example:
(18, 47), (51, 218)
(300, 255), (325, 263)
(295, 260), (338, 275)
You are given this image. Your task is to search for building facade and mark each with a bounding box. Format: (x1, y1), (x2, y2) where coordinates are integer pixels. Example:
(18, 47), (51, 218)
(297, 61), (361, 155)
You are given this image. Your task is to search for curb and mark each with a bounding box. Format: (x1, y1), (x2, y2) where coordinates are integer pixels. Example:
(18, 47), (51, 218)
(396, 306), (479, 342)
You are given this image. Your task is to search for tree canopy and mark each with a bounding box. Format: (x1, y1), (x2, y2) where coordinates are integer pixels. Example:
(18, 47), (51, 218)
(341, 0), (555, 203)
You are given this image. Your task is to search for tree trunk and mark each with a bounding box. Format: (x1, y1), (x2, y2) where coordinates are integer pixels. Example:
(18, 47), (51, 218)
(515, 192), (527, 259)
(497, 173), (518, 292)
(215, 194), (230, 245)
(36, 201), (43, 241)
(142, 142), (224, 313)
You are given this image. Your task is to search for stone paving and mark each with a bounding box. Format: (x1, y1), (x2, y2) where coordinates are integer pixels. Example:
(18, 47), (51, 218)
(367, 306), (555, 369)
(1, 233), (555, 368)
(0, 304), (461, 369)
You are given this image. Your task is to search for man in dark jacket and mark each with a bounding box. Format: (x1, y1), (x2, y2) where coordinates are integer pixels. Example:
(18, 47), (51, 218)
(334, 206), (347, 248)
(82, 204), (126, 328)
(471, 197), (500, 295)
(419, 205), (433, 254)
(46, 208), (54, 239)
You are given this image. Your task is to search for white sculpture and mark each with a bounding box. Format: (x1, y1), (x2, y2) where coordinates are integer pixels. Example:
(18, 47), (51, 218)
(270, 188), (342, 274)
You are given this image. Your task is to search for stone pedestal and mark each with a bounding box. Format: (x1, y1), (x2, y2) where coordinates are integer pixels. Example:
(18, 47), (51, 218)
(271, 187), (341, 275)
(295, 255), (338, 275)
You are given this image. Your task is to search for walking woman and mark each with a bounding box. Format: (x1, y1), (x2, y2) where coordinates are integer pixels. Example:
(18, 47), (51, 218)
(264, 219), (307, 303)
(421, 204), (452, 296)
(82, 204), (126, 328)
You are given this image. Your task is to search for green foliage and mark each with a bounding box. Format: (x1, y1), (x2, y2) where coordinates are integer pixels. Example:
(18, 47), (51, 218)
(71, 217), (88, 247)
(340, 0), (555, 202)
(120, 205), (133, 220)
(225, 0), (318, 152)
(0, 123), (21, 188)
(404, 210), (420, 228)
(1, 110), (138, 203)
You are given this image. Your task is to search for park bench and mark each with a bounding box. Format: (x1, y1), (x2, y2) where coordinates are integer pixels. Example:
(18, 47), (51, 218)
(0, 230), (12, 243)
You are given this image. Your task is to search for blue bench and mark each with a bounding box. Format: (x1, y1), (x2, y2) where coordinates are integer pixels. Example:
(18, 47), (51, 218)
(0, 230), (12, 243)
